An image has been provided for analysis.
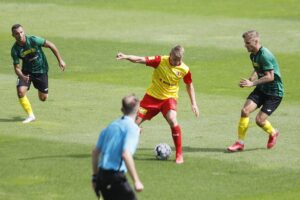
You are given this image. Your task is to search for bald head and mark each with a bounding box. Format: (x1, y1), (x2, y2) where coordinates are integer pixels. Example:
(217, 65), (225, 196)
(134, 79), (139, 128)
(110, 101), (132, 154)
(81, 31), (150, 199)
(121, 94), (140, 115)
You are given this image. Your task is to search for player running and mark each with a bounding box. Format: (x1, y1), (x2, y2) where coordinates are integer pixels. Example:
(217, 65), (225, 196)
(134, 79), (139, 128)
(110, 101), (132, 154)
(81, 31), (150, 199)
(227, 30), (284, 152)
(116, 45), (199, 164)
(11, 24), (66, 123)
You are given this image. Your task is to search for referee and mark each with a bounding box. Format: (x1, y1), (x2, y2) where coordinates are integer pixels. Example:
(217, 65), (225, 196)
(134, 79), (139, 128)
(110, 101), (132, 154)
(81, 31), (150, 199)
(91, 94), (144, 200)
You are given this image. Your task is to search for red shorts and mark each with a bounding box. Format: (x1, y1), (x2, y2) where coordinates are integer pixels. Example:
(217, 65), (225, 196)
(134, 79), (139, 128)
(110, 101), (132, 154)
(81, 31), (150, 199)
(138, 93), (177, 120)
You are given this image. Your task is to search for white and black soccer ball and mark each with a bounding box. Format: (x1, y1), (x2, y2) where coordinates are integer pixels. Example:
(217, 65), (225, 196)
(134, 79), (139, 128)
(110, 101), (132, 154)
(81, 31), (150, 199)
(154, 143), (172, 160)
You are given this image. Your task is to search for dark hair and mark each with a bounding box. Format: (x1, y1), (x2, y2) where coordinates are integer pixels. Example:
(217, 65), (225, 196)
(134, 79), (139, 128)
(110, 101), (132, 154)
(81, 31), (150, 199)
(122, 94), (139, 115)
(11, 24), (23, 32)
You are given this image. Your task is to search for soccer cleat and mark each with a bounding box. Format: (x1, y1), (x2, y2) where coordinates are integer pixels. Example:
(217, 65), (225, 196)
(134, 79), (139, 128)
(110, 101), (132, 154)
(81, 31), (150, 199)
(22, 115), (36, 124)
(175, 154), (184, 164)
(267, 130), (279, 149)
(227, 141), (244, 152)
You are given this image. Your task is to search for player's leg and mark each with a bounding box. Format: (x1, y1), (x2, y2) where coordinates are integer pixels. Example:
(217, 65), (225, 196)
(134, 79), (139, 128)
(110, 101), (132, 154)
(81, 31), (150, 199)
(164, 109), (183, 164)
(136, 94), (160, 132)
(38, 91), (48, 101)
(227, 99), (257, 152)
(32, 73), (49, 101)
(16, 77), (35, 123)
(256, 96), (282, 149)
(162, 98), (183, 164)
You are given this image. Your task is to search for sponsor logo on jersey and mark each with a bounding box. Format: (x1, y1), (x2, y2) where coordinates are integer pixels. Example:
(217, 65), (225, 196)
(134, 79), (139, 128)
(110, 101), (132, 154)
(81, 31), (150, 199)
(20, 48), (37, 58)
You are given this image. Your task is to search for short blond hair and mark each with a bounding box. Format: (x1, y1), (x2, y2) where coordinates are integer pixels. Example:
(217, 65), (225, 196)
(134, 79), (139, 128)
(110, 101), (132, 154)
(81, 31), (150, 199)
(170, 45), (184, 60)
(242, 30), (260, 40)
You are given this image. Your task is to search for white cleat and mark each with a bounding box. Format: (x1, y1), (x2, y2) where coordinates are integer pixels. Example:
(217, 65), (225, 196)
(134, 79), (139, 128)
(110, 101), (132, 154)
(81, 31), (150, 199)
(22, 115), (36, 124)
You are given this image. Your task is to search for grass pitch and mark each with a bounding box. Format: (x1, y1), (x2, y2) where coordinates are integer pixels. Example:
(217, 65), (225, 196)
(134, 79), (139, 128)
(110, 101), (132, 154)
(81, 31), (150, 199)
(0, 1), (300, 200)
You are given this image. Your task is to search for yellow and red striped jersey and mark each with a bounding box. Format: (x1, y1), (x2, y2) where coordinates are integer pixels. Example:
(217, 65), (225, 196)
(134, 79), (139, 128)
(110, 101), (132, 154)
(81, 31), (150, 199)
(145, 55), (192, 100)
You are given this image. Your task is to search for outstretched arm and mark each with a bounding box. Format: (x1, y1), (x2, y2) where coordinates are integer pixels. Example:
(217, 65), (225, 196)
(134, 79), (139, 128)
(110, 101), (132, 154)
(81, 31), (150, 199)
(116, 52), (146, 64)
(44, 40), (66, 71)
(122, 150), (144, 192)
(186, 83), (199, 117)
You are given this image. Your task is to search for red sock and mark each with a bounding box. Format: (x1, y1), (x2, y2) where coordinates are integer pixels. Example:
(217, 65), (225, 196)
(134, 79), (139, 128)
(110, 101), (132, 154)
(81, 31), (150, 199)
(171, 125), (182, 156)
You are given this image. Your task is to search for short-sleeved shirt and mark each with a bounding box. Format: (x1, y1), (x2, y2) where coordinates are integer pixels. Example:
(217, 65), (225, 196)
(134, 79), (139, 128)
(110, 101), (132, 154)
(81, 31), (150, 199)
(96, 116), (140, 172)
(145, 55), (192, 100)
(250, 47), (284, 97)
(11, 35), (48, 74)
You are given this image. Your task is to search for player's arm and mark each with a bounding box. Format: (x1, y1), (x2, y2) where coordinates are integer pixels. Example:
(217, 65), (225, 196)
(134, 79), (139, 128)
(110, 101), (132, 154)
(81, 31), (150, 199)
(240, 70), (274, 87)
(116, 52), (146, 64)
(44, 40), (66, 71)
(122, 150), (144, 192)
(14, 64), (29, 83)
(91, 147), (100, 197)
(248, 70), (258, 82)
(185, 83), (199, 117)
(183, 71), (199, 117)
(92, 148), (100, 176)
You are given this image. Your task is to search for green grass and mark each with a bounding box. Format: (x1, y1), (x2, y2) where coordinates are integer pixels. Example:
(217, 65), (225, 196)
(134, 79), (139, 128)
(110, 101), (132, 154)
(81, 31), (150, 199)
(0, 0), (300, 199)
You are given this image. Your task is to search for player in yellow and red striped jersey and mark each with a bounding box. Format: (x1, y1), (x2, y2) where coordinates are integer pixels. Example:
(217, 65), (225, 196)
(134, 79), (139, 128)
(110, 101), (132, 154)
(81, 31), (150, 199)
(116, 45), (199, 164)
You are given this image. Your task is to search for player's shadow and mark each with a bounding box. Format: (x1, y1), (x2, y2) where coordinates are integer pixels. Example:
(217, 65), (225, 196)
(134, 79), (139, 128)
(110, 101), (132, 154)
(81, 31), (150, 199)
(19, 153), (90, 161)
(0, 116), (23, 122)
(182, 146), (226, 153)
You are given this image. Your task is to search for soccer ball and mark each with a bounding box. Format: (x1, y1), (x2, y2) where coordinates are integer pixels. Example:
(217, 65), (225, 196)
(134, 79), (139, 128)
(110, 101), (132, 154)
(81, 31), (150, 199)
(154, 143), (172, 160)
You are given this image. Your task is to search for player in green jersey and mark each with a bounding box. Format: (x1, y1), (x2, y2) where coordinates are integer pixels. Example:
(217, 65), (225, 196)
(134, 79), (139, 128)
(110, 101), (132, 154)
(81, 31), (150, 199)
(11, 24), (66, 123)
(227, 30), (284, 152)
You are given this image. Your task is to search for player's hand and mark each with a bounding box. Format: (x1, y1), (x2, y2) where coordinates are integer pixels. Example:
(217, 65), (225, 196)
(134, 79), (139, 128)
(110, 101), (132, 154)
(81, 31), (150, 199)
(91, 175), (100, 198)
(134, 180), (144, 192)
(116, 52), (127, 60)
(239, 78), (254, 88)
(192, 104), (200, 117)
(59, 60), (66, 71)
(22, 74), (30, 83)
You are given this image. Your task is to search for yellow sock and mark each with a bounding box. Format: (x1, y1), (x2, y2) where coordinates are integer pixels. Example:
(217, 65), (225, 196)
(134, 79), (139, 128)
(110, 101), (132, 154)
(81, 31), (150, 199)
(19, 96), (33, 116)
(238, 117), (249, 140)
(261, 120), (275, 135)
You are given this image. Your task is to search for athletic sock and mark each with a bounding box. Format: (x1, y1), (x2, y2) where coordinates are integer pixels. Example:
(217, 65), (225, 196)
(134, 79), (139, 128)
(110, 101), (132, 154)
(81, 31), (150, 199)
(171, 125), (182, 156)
(261, 120), (275, 135)
(238, 117), (249, 140)
(19, 96), (34, 116)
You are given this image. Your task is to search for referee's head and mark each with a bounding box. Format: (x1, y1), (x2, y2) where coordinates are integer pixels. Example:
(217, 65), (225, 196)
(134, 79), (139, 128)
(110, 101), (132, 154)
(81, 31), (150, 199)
(121, 94), (139, 116)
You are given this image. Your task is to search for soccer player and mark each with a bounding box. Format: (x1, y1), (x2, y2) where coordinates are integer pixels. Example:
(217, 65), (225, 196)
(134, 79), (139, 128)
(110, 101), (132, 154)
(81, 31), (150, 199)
(91, 94), (144, 200)
(116, 45), (199, 164)
(227, 30), (284, 152)
(11, 24), (66, 123)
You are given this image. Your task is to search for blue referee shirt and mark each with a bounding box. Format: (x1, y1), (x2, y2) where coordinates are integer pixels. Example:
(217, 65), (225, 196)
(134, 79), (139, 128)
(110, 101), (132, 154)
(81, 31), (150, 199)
(96, 116), (140, 172)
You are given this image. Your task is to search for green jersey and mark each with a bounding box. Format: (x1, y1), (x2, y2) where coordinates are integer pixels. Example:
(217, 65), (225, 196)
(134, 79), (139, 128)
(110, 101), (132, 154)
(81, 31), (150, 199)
(250, 47), (284, 97)
(11, 35), (48, 74)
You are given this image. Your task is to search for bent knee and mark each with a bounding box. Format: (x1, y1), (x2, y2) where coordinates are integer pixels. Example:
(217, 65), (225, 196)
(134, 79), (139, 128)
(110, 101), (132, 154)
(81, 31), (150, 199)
(255, 117), (265, 127)
(39, 94), (48, 101)
(241, 107), (252, 117)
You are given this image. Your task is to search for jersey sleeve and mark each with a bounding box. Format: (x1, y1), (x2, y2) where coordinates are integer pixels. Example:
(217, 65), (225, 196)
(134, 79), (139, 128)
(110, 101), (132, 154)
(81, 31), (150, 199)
(183, 70), (192, 84)
(11, 47), (20, 65)
(30, 36), (46, 46)
(260, 54), (274, 71)
(145, 55), (161, 68)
